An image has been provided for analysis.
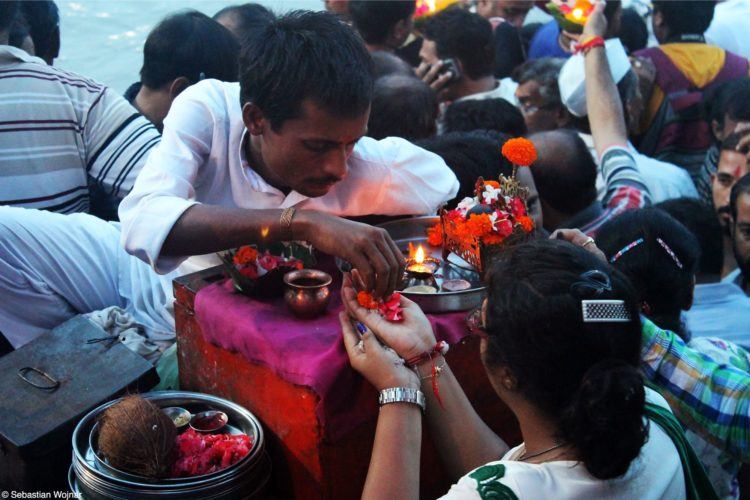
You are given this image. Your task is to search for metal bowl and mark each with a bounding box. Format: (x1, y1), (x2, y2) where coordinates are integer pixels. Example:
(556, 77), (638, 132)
(377, 216), (486, 313)
(71, 391), (267, 498)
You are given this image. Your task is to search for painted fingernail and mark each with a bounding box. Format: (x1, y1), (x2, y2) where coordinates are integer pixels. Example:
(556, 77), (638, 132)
(355, 322), (367, 334)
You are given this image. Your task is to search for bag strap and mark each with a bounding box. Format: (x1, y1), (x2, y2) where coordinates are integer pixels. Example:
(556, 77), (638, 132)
(644, 402), (720, 500)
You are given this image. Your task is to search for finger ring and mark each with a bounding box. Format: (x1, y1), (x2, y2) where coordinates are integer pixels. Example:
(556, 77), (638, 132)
(582, 237), (595, 247)
(356, 340), (365, 352)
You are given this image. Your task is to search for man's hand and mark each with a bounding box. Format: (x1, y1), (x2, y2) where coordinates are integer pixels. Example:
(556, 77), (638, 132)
(296, 211), (405, 297)
(581, 0), (607, 39)
(416, 61), (453, 93)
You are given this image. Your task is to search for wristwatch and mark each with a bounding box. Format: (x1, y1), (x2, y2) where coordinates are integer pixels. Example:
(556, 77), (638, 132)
(378, 387), (425, 413)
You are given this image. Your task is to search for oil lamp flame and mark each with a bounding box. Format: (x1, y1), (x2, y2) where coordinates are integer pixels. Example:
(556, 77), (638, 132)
(261, 226), (270, 238)
(572, 7), (584, 19)
(414, 245), (426, 264)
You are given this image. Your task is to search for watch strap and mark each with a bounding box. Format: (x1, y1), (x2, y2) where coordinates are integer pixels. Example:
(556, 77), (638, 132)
(378, 387), (425, 412)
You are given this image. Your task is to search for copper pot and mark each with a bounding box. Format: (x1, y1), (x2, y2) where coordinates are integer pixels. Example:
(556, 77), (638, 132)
(283, 269), (332, 319)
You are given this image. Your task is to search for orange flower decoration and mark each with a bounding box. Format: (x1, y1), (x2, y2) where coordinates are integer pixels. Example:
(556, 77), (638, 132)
(517, 215), (535, 233)
(484, 180), (500, 189)
(427, 223), (443, 247)
(233, 245), (259, 266)
(483, 233), (506, 245)
(465, 214), (493, 237)
(357, 291), (379, 309)
(502, 137), (537, 166)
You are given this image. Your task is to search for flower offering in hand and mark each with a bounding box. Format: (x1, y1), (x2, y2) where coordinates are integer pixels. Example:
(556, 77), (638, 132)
(357, 291), (404, 322)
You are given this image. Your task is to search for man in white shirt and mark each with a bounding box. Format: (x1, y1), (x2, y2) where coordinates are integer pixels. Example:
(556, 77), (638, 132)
(0, 11), (459, 349)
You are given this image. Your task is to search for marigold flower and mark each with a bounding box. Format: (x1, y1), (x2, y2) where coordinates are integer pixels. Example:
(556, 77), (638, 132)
(517, 215), (535, 233)
(427, 223), (443, 247)
(233, 245), (259, 266)
(465, 213), (494, 237)
(501, 137), (538, 166)
(484, 180), (500, 189)
(357, 291), (379, 309)
(483, 233), (506, 245)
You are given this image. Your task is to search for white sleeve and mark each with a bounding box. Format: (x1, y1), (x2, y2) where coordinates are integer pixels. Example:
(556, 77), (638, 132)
(363, 137), (459, 215)
(118, 88), (214, 274)
(438, 462), (522, 500)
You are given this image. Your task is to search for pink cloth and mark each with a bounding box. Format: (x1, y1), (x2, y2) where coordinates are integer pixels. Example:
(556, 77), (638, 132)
(194, 274), (471, 441)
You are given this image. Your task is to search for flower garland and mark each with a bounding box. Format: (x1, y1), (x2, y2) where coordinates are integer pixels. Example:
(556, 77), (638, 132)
(231, 245), (302, 280)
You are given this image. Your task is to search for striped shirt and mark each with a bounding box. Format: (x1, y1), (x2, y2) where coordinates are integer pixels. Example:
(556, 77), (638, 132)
(565, 146), (652, 237)
(0, 45), (159, 214)
(641, 319), (750, 462)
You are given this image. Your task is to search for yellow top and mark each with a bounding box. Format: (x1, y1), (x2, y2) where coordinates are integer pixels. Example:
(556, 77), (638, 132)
(640, 44), (750, 134)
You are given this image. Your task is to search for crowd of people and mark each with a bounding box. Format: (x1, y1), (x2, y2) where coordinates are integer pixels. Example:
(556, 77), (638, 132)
(1, 0), (750, 498)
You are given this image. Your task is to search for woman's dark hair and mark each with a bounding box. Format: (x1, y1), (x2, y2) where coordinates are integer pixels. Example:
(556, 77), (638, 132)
(239, 10), (374, 131)
(416, 131), (513, 207)
(141, 10), (239, 89)
(443, 98), (527, 137)
(19, 0), (58, 60)
(484, 239), (646, 480)
(596, 208), (699, 337)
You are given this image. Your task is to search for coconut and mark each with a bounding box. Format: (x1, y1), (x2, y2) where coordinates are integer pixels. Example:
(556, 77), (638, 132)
(97, 395), (177, 478)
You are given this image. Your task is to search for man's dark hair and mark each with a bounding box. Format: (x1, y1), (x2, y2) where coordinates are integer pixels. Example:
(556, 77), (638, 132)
(530, 130), (598, 215)
(349, 0), (415, 45)
(512, 57), (565, 105)
(0, 1), (19, 32)
(724, 78), (750, 123)
(141, 11), (239, 90)
(619, 8), (648, 54)
(656, 197), (723, 277)
(417, 130), (514, 207)
(369, 75), (437, 141)
(19, 1), (58, 59)
(597, 208), (700, 337)
(422, 9), (494, 80)
(652, 1), (716, 36)
(444, 98), (527, 136)
(371, 50), (414, 79)
(730, 174), (750, 221)
(485, 239), (646, 480)
(240, 11), (374, 131)
(213, 3), (275, 42)
(721, 131), (750, 154)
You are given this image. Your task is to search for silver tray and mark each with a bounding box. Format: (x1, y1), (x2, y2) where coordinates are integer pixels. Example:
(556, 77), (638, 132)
(378, 216), (486, 313)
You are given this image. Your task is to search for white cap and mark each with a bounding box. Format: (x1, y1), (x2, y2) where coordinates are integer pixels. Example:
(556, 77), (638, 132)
(558, 38), (631, 118)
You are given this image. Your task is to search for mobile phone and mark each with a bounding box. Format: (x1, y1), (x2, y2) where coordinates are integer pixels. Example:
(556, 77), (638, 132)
(439, 58), (461, 83)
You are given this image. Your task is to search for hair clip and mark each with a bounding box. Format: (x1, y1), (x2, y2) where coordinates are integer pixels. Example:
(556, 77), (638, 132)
(609, 238), (644, 264)
(570, 269), (612, 297)
(657, 238), (683, 269)
(582, 300), (632, 323)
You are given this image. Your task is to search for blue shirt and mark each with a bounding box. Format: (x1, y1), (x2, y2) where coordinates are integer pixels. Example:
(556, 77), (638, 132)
(528, 21), (570, 60)
(685, 282), (750, 348)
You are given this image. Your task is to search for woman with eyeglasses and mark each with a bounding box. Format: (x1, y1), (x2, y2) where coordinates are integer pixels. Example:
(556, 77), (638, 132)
(339, 238), (693, 499)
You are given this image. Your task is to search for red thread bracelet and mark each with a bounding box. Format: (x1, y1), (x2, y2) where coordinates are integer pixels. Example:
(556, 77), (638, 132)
(406, 341), (450, 408)
(574, 35), (604, 55)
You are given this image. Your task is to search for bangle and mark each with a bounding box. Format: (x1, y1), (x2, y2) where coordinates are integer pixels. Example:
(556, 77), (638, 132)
(574, 35), (604, 55)
(414, 357), (446, 380)
(280, 207), (296, 240)
(379, 387), (425, 413)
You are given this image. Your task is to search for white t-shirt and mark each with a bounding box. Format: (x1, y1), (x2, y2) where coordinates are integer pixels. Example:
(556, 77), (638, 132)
(118, 79), (459, 274)
(439, 388), (686, 500)
(456, 78), (519, 106)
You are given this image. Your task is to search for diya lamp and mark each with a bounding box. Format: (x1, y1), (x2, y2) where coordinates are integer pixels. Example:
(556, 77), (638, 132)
(402, 245), (441, 293)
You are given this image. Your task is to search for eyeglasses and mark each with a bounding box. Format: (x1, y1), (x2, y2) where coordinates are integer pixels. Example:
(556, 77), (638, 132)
(466, 306), (488, 339)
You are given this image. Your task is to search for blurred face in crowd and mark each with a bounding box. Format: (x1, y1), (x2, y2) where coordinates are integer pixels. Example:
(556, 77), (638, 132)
(419, 38), (458, 101)
(476, 0), (533, 27)
(732, 191), (750, 284)
(713, 149), (750, 233)
(324, 0), (350, 18)
(516, 166), (543, 229)
(515, 79), (565, 134)
(243, 99), (368, 198)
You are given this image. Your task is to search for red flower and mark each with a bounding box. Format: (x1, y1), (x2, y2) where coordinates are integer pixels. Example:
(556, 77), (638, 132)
(501, 137), (538, 166)
(378, 293), (403, 321)
(239, 266), (259, 280)
(357, 291), (379, 309)
(257, 252), (302, 271)
(496, 218), (514, 237)
(171, 429), (253, 478)
(233, 246), (259, 266)
(509, 197), (527, 217)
